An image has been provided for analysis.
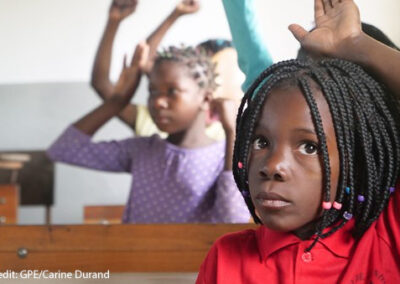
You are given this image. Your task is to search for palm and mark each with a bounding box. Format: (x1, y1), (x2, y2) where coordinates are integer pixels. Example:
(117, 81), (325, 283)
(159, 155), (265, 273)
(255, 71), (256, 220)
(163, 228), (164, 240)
(113, 42), (149, 100)
(212, 98), (239, 132)
(292, 0), (361, 58)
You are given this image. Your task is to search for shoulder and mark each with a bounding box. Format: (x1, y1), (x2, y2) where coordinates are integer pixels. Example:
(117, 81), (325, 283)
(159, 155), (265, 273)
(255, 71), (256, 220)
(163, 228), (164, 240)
(121, 134), (165, 153)
(197, 228), (260, 283)
(376, 181), (400, 244)
(212, 229), (259, 257)
(218, 228), (258, 243)
(129, 134), (163, 145)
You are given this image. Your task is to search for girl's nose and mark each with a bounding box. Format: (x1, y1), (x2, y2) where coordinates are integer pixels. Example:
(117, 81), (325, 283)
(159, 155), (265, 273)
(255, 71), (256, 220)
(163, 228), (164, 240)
(152, 96), (168, 109)
(259, 147), (290, 182)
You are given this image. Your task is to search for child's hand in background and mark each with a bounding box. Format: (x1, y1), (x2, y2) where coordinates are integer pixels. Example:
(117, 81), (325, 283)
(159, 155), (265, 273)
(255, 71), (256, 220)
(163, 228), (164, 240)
(109, 0), (138, 22)
(112, 41), (149, 104)
(174, 0), (200, 17)
(289, 0), (361, 60)
(211, 98), (240, 135)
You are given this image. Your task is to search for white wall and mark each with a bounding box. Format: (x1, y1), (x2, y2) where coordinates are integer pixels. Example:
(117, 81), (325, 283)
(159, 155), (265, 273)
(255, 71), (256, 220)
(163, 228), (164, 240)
(1, 0), (399, 85)
(0, 82), (133, 224)
(0, 0), (399, 224)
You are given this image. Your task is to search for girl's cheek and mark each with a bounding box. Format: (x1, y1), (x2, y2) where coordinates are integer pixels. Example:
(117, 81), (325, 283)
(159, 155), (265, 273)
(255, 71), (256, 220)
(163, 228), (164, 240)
(247, 149), (266, 171)
(247, 155), (258, 180)
(294, 153), (322, 175)
(246, 150), (255, 170)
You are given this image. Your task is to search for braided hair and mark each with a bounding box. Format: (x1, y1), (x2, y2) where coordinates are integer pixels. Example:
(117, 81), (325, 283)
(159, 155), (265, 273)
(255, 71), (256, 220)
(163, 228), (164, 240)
(154, 45), (218, 92)
(197, 38), (233, 57)
(233, 58), (400, 251)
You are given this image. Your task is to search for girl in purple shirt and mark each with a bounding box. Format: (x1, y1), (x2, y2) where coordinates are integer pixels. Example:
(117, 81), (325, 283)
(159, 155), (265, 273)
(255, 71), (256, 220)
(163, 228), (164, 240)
(48, 4), (249, 223)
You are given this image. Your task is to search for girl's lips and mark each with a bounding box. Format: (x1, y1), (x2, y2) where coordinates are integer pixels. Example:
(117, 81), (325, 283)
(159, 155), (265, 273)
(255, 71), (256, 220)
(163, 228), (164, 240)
(257, 199), (291, 209)
(255, 192), (291, 210)
(154, 116), (170, 124)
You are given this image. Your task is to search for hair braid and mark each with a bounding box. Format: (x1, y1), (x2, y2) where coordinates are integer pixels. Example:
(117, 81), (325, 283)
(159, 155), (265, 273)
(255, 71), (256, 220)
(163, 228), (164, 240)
(233, 58), (400, 250)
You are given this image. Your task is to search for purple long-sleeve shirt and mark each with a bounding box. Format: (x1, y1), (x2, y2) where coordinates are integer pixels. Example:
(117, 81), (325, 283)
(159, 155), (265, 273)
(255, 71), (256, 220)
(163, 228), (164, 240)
(47, 126), (250, 223)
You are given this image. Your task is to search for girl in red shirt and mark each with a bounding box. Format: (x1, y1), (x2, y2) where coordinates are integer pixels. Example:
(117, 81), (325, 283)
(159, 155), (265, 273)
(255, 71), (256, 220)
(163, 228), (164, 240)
(197, 0), (400, 283)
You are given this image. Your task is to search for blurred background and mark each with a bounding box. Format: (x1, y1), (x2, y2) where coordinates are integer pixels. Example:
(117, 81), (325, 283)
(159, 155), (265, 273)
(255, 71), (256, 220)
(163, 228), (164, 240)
(0, 0), (399, 224)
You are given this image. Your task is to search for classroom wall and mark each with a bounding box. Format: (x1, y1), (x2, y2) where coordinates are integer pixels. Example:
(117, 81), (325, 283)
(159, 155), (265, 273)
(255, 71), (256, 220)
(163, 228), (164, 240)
(0, 0), (399, 224)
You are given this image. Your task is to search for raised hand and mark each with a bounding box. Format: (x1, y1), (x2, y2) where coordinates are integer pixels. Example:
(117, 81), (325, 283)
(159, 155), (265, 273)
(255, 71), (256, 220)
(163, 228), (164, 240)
(211, 98), (240, 134)
(175, 0), (200, 17)
(288, 0), (362, 59)
(109, 0), (138, 22)
(113, 42), (149, 102)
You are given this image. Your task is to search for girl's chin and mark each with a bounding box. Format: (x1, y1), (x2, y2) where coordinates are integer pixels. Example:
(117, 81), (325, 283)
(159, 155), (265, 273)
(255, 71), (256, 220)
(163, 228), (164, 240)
(260, 216), (305, 233)
(155, 123), (173, 133)
(261, 221), (293, 232)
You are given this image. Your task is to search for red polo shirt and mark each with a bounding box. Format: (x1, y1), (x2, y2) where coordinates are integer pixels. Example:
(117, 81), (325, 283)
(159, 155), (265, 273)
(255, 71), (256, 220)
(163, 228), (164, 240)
(196, 185), (400, 283)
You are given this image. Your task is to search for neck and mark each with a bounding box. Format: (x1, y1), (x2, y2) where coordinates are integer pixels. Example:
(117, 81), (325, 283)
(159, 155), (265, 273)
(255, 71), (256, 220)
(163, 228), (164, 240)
(166, 111), (213, 148)
(293, 218), (320, 240)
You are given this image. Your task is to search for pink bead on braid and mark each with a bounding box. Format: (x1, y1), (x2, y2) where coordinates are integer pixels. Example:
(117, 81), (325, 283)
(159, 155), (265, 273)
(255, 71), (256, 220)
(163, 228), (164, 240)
(333, 201), (342, 210)
(322, 201), (332, 210)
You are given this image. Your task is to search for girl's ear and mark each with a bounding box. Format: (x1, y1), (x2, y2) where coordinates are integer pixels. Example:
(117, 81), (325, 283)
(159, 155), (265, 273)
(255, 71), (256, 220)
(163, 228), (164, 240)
(200, 91), (212, 111)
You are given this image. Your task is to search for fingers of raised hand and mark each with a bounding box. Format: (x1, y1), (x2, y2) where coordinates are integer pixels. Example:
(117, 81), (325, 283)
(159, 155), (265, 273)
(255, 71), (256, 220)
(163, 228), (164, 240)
(331, 0), (341, 7)
(178, 0), (200, 13)
(130, 41), (150, 70)
(211, 98), (237, 114)
(314, 0), (325, 19)
(321, 0), (333, 13)
(288, 24), (308, 44)
(122, 54), (128, 70)
(320, 0), (347, 15)
(114, 0), (137, 8)
(113, 0), (138, 14)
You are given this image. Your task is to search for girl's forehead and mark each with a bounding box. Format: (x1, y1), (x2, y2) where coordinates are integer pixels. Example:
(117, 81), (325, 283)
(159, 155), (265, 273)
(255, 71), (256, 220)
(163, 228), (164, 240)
(259, 87), (311, 126)
(264, 84), (325, 111)
(152, 60), (185, 73)
(258, 86), (334, 136)
(150, 61), (193, 82)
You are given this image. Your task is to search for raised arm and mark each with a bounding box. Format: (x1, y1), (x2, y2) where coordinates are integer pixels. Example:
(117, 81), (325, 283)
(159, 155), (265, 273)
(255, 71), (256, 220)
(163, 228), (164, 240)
(91, 0), (139, 129)
(144, 0), (200, 72)
(48, 43), (148, 173)
(79, 42), (149, 135)
(222, 0), (273, 91)
(211, 98), (240, 171)
(289, 0), (400, 98)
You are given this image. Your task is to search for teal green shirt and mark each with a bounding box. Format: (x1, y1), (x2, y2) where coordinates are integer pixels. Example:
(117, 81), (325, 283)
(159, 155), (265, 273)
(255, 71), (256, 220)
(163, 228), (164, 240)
(222, 0), (274, 91)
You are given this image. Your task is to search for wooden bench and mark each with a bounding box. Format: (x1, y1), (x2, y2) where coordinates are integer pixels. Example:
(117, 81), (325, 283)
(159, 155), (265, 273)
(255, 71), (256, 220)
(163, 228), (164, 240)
(0, 224), (258, 272)
(84, 205), (125, 224)
(0, 184), (19, 224)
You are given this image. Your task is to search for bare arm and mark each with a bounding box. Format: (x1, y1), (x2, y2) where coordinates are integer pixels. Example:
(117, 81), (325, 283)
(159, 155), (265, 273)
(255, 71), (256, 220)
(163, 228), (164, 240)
(78, 43), (149, 135)
(144, 0), (200, 72)
(211, 98), (240, 171)
(289, 0), (400, 98)
(221, 0), (274, 92)
(91, 19), (120, 98)
(342, 33), (400, 99)
(90, 0), (139, 129)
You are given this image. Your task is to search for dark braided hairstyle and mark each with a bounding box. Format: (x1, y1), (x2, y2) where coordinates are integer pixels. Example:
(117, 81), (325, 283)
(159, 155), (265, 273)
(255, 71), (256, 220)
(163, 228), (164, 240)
(197, 39), (233, 57)
(154, 45), (218, 92)
(233, 58), (400, 251)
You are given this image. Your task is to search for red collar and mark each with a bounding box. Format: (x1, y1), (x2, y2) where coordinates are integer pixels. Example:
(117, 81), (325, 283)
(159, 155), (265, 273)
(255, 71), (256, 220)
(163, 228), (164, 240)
(256, 219), (356, 261)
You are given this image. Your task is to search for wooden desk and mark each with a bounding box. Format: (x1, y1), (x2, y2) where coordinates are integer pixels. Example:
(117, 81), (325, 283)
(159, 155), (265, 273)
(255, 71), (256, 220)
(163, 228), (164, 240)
(0, 184), (19, 224)
(0, 224), (258, 272)
(84, 205), (125, 224)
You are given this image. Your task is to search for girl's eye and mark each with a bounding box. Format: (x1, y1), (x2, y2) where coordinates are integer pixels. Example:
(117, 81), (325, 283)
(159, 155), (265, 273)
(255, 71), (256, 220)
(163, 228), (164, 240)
(299, 142), (319, 155)
(149, 89), (159, 97)
(252, 137), (269, 150)
(167, 88), (178, 96)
